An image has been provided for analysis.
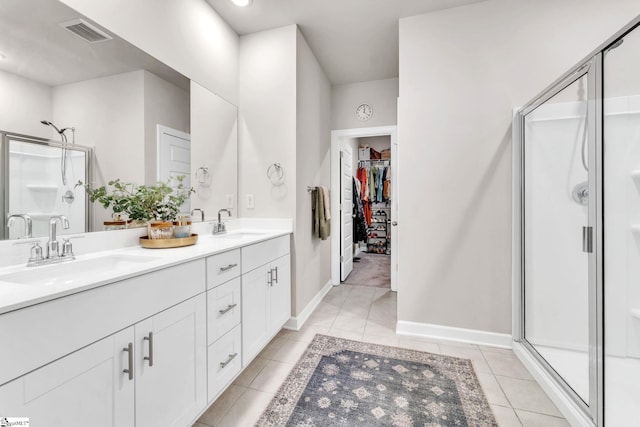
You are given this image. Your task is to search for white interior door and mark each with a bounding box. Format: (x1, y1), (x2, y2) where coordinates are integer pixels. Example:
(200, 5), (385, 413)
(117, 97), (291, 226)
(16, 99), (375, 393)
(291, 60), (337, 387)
(340, 145), (353, 281)
(157, 125), (191, 211)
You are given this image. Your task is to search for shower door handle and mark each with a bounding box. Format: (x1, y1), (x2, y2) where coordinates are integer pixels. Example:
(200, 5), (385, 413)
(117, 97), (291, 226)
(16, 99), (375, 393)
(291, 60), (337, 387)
(582, 226), (593, 253)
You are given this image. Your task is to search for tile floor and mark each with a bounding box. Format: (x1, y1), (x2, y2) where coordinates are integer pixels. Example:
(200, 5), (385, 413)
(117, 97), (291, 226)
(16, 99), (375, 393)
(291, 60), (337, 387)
(194, 285), (570, 427)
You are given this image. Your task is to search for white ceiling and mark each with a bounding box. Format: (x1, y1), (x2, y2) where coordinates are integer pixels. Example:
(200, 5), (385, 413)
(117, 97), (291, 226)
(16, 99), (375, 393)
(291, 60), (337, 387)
(206, 0), (485, 85)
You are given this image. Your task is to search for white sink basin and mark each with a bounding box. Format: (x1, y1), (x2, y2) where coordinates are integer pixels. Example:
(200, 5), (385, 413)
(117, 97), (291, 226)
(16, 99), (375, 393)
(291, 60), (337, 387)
(0, 254), (160, 286)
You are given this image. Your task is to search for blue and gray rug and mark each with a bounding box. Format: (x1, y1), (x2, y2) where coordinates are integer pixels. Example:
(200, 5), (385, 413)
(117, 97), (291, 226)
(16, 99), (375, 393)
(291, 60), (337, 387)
(257, 334), (497, 427)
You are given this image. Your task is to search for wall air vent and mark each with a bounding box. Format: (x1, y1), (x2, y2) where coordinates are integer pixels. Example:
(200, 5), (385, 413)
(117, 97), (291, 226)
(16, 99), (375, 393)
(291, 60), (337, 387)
(60, 19), (112, 44)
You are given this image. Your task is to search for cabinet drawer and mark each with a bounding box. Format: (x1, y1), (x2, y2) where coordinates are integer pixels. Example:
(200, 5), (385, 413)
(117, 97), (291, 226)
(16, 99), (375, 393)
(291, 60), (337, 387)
(206, 249), (241, 289)
(207, 325), (242, 402)
(241, 235), (290, 274)
(207, 277), (241, 344)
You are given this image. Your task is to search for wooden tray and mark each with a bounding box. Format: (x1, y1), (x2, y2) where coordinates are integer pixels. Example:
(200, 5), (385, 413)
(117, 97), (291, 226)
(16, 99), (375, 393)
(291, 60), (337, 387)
(140, 233), (198, 249)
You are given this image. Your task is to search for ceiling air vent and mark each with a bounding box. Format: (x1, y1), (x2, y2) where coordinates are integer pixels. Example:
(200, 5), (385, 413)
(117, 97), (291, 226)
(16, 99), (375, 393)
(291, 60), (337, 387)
(60, 19), (112, 44)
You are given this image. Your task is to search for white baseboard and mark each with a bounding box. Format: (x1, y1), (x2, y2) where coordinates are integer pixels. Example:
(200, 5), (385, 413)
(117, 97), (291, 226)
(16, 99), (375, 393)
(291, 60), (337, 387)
(512, 342), (593, 427)
(396, 320), (512, 349)
(284, 280), (333, 331)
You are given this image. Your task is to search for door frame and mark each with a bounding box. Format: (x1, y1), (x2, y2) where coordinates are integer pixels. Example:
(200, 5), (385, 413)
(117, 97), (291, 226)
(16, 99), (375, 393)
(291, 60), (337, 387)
(330, 125), (398, 291)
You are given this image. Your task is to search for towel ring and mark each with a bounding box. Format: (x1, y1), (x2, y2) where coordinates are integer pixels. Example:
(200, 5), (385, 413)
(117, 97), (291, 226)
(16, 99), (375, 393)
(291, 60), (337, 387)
(267, 163), (285, 186)
(195, 166), (210, 187)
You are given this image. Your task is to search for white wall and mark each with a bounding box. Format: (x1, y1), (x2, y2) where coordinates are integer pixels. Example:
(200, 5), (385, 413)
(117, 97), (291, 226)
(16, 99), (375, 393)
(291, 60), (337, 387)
(53, 71), (145, 230)
(238, 26), (297, 218)
(190, 81), (238, 217)
(294, 28), (332, 314)
(332, 78), (398, 130)
(59, 0), (239, 105)
(238, 25), (331, 316)
(143, 71), (190, 184)
(398, 0), (640, 335)
(0, 70), (52, 138)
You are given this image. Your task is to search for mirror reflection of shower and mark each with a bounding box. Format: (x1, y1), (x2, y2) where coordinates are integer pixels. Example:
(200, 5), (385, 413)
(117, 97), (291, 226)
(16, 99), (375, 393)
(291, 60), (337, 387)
(40, 120), (75, 189)
(2, 132), (90, 240)
(572, 78), (589, 206)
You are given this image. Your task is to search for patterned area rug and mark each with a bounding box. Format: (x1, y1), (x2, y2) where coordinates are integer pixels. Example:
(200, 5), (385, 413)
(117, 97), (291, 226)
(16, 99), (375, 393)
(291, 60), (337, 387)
(257, 334), (497, 427)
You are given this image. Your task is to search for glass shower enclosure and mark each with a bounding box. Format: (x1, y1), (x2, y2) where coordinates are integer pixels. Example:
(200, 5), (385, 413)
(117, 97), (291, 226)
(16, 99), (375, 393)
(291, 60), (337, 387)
(514, 16), (640, 427)
(1, 132), (91, 240)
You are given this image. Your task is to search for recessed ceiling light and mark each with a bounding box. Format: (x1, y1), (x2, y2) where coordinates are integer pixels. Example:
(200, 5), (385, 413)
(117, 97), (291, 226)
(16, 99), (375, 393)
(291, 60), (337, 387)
(230, 0), (252, 7)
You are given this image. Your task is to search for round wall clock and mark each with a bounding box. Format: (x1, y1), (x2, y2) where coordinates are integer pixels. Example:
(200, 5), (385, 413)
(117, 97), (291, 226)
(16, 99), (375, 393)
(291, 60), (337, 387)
(355, 103), (373, 121)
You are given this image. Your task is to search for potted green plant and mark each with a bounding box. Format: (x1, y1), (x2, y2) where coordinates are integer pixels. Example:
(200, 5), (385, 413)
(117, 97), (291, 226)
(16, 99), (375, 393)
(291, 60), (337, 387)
(77, 176), (195, 228)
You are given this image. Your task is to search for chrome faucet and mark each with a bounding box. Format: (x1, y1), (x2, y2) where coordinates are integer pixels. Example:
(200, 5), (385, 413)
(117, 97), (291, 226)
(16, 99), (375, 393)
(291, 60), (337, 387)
(7, 214), (33, 238)
(213, 209), (232, 234)
(46, 215), (70, 259)
(191, 208), (205, 222)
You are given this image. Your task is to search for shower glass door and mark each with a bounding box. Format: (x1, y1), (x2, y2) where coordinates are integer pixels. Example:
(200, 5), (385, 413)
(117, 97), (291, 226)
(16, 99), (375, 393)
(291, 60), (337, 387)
(522, 68), (596, 413)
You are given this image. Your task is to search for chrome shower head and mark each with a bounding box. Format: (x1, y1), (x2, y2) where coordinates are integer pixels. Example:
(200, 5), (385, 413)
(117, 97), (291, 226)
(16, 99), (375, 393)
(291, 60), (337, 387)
(40, 120), (63, 134)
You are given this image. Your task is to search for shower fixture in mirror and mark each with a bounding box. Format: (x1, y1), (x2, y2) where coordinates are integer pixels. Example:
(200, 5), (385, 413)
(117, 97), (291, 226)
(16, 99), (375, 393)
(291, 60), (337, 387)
(0, 0), (239, 237)
(1, 132), (91, 240)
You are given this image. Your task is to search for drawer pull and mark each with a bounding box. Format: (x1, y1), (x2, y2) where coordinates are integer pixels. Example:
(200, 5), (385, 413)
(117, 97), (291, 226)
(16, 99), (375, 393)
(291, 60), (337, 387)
(220, 352), (238, 369)
(220, 263), (238, 272)
(122, 343), (133, 380)
(219, 303), (237, 315)
(144, 332), (154, 367)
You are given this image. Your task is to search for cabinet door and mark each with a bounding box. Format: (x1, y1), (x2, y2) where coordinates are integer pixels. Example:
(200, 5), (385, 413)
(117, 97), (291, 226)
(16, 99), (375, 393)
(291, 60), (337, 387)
(135, 295), (207, 427)
(0, 328), (134, 427)
(268, 254), (291, 336)
(242, 265), (270, 365)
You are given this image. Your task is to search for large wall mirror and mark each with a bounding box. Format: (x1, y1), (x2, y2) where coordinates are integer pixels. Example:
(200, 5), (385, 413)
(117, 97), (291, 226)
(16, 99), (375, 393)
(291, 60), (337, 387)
(0, 0), (238, 239)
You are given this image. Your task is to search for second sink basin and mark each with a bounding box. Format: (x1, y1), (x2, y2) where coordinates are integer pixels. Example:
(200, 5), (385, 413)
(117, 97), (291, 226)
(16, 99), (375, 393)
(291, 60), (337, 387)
(211, 231), (266, 239)
(0, 254), (160, 286)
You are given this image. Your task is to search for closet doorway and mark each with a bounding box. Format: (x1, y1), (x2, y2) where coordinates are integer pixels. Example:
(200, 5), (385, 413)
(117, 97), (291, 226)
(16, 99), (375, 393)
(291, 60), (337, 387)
(330, 126), (398, 292)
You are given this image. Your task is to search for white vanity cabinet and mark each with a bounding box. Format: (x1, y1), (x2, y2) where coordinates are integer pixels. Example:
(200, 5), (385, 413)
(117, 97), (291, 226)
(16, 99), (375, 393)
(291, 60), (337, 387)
(241, 236), (291, 365)
(0, 260), (207, 427)
(0, 231), (293, 426)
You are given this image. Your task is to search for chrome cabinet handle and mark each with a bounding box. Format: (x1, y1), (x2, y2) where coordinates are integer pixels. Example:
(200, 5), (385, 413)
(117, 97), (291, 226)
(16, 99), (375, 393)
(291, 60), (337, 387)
(220, 263), (238, 272)
(220, 352), (238, 369)
(267, 269), (273, 286)
(271, 267), (278, 284)
(143, 332), (154, 367)
(122, 343), (133, 380)
(219, 303), (237, 315)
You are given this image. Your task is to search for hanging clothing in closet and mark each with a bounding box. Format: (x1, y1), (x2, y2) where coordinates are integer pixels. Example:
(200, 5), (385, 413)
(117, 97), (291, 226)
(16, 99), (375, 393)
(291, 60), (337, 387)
(356, 163), (391, 223)
(352, 177), (368, 243)
(357, 166), (372, 225)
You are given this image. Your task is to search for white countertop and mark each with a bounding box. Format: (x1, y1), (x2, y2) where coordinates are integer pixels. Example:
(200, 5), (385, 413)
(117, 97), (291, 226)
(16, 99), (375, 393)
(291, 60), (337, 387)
(0, 228), (291, 316)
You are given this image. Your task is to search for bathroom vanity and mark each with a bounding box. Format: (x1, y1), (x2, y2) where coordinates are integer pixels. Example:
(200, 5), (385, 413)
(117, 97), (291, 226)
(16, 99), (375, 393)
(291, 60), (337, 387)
(0, 225), (292, 427)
